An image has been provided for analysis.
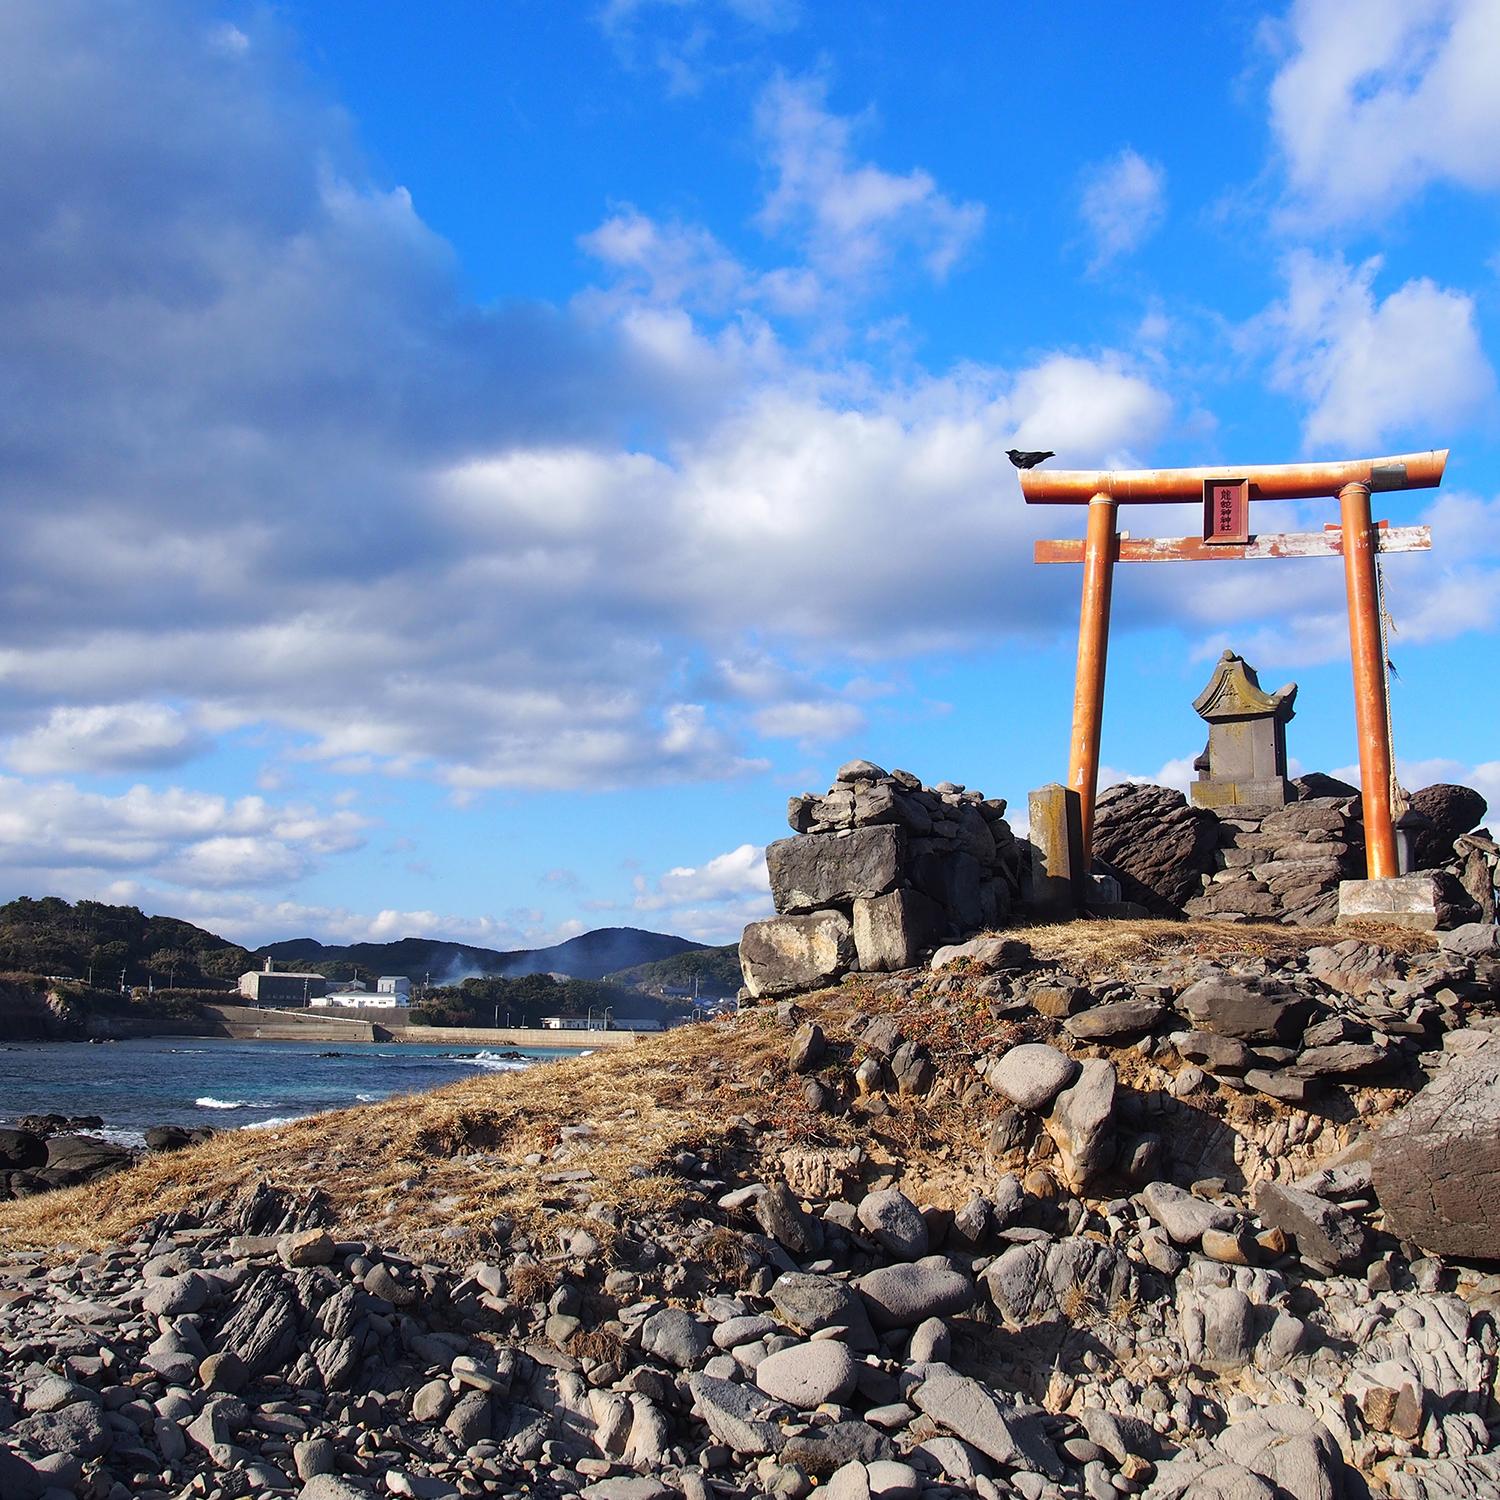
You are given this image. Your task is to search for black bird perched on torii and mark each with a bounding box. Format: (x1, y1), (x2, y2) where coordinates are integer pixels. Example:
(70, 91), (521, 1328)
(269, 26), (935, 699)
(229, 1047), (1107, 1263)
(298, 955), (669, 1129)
(1007, 448), (1054, 469)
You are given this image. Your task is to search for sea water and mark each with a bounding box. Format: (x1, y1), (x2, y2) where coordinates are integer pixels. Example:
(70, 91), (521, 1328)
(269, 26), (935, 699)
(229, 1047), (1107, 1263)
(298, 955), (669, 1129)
(0, 1037), (579, 1144)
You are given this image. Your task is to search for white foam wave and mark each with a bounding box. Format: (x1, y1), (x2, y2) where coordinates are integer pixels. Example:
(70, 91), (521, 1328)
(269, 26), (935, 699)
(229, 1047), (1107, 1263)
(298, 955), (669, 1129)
(461, 1051), (533, 1073)
(241, 1113), (311, 1131)
(355, 1092), (380, 1102)
(195, 1096), (250, 1110)
(82, 1127), (147, 1148)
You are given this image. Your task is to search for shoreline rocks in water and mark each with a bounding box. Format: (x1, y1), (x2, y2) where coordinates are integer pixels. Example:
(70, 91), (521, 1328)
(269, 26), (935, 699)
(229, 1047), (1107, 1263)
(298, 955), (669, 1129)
(1, 1120), (216, 1203)
(1, 919), (1499, 1498)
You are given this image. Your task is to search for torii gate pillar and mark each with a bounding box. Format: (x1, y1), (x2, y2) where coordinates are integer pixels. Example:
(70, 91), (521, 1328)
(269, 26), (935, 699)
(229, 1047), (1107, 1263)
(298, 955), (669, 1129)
(1025, 450), (1447, 881)
(1067, 494), (1117, 855)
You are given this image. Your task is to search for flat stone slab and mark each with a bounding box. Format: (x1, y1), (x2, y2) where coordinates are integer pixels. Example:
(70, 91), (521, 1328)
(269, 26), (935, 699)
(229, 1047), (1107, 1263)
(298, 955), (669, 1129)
(766, 826), (904, 914)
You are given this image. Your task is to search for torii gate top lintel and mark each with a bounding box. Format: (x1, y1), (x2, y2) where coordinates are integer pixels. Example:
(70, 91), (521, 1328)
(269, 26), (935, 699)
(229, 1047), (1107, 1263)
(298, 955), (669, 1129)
(1020, 448), (1447, 505)
(1028, 446), (1448, 889)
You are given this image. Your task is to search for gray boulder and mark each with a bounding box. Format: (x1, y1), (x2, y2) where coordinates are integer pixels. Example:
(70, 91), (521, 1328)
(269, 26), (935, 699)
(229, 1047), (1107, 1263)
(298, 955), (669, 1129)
(688, 1374), (784, 1455)
(766, 826), (904, 914)
(770, 1272), (878, 1349)
(852, 889), (943, 972)
(1046, 1058), (1116, 1189)
(741, 912), (856, 999)
(755, 1340), (859, 1407)
(911, 1365), (1063, 1477)
(1177, 976), (1309, 1043)
(984, 1044), (1078, 1111)
(1251, 1182), (1368, 1272)
(856, 1188), (929, 1260)
(1141, 1182), (1236, 1245)
(7, 1399), (111, 1460)
(856, 1256), (973, 1330)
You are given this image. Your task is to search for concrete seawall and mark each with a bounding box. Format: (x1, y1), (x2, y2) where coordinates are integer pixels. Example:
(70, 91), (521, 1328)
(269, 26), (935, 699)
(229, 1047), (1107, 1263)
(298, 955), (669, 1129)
(200, 1005), (647, 1049)
(383, 1025), (641, 1049)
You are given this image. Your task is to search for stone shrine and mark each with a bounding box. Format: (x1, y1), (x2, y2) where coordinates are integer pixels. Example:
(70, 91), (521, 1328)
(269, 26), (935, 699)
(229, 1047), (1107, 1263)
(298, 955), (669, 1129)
(1190, 649), (1297, 810)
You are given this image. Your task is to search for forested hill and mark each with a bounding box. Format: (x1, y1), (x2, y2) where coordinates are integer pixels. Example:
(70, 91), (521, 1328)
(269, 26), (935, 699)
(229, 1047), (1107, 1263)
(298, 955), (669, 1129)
(256, 926), (703, 983)
(0, 896), (251, 987)
(0, 901), (717, 990)
(606, 944), (743, 997)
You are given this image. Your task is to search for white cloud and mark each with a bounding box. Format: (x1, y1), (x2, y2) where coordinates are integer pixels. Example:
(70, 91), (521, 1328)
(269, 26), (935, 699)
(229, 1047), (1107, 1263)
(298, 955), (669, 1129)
(750, 700), (866, 743)
(755, 76), (985, 283)
(1079, 148), (1166, 269)
(3, 702), (208, 774)
(1269, 0), (1500, 223)
(1257, 252), (1495, 450)
(0, 774), (368, 895)
(0, 3), (1180, 805)
(630, 841), (773, 944)
(1098, 757), (1199, 796)
(1332, 756), (1500, 811)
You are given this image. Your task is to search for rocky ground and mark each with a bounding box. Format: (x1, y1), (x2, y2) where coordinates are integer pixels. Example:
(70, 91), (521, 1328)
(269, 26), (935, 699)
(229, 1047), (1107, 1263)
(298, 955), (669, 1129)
(1, 919), (1499, 1500)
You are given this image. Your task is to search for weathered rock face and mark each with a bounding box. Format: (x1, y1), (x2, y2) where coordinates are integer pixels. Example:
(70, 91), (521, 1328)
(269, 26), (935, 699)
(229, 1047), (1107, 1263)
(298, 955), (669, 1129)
(1185, 796), (1362, 927)
(1090, 783), (1219, 916)
(1409, 782), (1487, 869)
(746, 761), (1022, 994)
(1371, 1048), (1500, 1261)
(766, 826), (905, 914)
(739, 912), (855, 999)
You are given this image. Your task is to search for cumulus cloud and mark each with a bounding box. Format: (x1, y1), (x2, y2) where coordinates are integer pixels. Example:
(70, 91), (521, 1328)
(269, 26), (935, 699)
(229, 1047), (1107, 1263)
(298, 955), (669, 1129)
(598, 0), (800, 95)
(750, 700), (866, 744)
(755, 76), (985, 283)
(1255, 252), (1495, 450)
(3, 702), (208, 774)
(0, 775), (367, 893)
(0, 1), (1181, 814)
(1269, 0), (1500, 223)
(1079, 148), (1166, 269)
(631, 841), (772, 944)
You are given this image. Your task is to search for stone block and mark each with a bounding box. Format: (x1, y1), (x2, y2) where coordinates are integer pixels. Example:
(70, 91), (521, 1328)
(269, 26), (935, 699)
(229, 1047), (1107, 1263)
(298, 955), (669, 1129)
(740, 912), (856, 999)
(1337, 874), (1448, 930)
(766, 826), (904, 914)
(852, 889), (943, 972)
(1023, 784), (1083, 919)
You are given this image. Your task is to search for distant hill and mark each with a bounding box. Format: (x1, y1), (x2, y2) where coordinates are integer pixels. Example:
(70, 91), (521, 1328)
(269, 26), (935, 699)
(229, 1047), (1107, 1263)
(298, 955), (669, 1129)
(257, 925), (702, 984)
(608, 944), (743, 998)
(0, 900), (709, 991)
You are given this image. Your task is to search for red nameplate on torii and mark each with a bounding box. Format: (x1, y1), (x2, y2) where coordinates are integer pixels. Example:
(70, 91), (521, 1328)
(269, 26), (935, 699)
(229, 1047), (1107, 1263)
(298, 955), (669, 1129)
(1204, 478), (1250, 544)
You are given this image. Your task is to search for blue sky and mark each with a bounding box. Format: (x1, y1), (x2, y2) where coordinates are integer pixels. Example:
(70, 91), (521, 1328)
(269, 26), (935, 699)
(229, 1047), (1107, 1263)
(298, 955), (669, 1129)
(1, 0), (1497, 950)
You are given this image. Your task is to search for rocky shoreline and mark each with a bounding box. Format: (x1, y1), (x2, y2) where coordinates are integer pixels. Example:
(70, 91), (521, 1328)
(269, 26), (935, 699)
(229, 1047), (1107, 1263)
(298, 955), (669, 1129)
(1, 920), (1499, 1499)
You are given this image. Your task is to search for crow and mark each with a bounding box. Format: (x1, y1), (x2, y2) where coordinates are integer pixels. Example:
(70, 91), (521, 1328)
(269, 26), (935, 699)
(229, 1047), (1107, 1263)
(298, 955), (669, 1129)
(1007, 448), (1055, 470)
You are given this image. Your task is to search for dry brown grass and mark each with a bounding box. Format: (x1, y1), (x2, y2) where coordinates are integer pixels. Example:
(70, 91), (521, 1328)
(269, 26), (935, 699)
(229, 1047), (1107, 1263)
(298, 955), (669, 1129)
(0, 917), (1427, 1259)
(1004, 916), (1436, 977)
(0, 1015), (795, 1258)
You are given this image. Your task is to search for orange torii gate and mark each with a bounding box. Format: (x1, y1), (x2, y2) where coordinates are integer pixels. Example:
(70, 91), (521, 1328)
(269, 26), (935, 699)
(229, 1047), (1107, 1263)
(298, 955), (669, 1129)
(1023, 449), (1447, 881)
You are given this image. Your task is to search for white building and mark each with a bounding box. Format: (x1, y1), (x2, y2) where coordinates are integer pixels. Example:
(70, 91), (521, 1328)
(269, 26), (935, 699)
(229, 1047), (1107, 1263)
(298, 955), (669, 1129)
(377, 976), (412, 1000)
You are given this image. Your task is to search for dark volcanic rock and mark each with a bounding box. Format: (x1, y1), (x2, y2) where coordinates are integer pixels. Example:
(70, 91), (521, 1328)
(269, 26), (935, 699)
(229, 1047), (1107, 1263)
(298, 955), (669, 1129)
(35, 1133), (132, 1189)
(1409, 782), (1488, 869)
(1251, 1181), (1369, 1272)
(0, 1128), (46, 1170)
(1091, 783), (1219, 916)
(765, 825), (904, 914)
(1177, 976), (1310, 1044)
(1372, 1049), (1500, 1261)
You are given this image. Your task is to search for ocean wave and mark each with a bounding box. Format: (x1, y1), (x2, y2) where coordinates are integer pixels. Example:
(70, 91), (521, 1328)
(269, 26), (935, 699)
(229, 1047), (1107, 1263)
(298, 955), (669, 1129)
(195, 1096), (251, 1110)
(355, 1092), (380, 1102)
(82, 1127), (147, 1148)
(462, 1051), (534, 1072)
(241, 1113), (312, 1131)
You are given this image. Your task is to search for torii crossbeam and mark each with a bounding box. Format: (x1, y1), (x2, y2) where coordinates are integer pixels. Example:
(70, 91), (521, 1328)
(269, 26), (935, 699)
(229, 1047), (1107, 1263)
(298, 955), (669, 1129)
(1024, 449), (1447, 881)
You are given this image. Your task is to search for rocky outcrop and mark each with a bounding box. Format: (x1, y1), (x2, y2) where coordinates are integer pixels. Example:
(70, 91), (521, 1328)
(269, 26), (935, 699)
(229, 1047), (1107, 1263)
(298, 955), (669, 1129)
(1091, 783), (1218, 916)
(1371, 1047), (1500, 1260)
(1185, 795), (1362, 926)
(743, 761), (1021, 995)
(1409, 782), (1488, 870)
